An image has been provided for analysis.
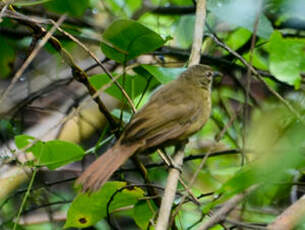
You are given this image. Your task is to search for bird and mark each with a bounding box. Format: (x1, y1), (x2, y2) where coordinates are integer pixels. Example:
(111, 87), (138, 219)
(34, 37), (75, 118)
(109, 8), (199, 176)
(76, 64), (217, 192)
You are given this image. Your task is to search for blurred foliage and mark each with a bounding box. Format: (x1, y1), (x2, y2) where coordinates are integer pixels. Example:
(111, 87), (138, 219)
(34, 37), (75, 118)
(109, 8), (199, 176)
(1, 0), (305, 229)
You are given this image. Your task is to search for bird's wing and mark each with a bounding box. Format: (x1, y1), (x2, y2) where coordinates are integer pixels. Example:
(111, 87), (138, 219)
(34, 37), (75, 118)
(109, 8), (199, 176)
(122, 83), (203, 146)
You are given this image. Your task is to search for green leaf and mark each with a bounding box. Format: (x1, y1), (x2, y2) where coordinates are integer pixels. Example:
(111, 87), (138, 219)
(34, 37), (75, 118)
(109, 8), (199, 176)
(44, 0), (90, 17)
(134, 64), (186, 84)
(104, 0), (141, 17)
(226, 28), (252, 51)
(89, 73), (158, 101)
(208, 0), (274, 38)
(269, 30), (305, 87)
(13, 0), (52, 7)
(65, 182), (144, 228)
(15, 136), (85, 169)
(133, 200), (157, 229)
(243, 49), (269, 71)
(101, 19), (166, 63)
(15, 135), (35, 149)
(34, 140), (85, 169)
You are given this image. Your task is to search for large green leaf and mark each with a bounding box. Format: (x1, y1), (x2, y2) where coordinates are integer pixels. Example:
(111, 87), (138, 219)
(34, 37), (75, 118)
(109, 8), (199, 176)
(44, 0), (90, 17)
(101, 19), (167, 63)
(15, 135), (85, 169)
(269, 30), (305, 88)
(65, 182), (144, 228)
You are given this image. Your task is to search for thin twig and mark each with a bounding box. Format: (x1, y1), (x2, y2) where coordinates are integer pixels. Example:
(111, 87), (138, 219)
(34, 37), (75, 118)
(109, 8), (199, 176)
(198, 186), (258, 230)
(13, 169), (37, 230)
(225, 218), (267, 230)
(242, 0), (262, 166)
(207, 33), (305, 126)
(49, 21), (136, 113)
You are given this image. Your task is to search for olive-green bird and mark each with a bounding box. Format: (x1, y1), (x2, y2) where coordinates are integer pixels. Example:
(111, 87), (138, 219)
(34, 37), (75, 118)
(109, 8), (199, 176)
(76, 64), (218, 192)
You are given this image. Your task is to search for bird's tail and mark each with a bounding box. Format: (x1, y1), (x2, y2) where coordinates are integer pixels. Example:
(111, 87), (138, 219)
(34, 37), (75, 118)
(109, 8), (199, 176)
(76, 141), (142, 192)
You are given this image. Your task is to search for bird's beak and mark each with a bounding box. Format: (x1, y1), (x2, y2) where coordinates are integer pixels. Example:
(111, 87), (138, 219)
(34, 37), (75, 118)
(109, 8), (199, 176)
(212, 71), (222, 78)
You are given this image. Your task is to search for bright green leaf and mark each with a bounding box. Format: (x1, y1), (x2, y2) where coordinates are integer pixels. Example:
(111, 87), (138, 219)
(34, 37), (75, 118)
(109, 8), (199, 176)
(269, 30), (305, 87)
(243, 49), (269, 71)
(226, 28), (252, 51)
(34, 140), (85, 169)
(15, 135), (35, 149)
(15, 137), (85, 169)
(101, 19), (166, 63)
(65, 182), (144, 228)
(133, 200), (157, 229)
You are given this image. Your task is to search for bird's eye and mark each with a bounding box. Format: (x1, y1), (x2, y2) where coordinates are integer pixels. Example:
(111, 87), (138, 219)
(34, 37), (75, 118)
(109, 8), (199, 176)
(206, 71), (213, 79)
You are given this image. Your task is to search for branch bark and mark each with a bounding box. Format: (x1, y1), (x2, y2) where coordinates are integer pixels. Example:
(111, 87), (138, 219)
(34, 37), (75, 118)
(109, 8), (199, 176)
(267, 195), (305, 230)
(155, 145), (185, 230)
(198, 186), (257, 230)
(155, 0), (207, 229)
(189, 0), (206, 66)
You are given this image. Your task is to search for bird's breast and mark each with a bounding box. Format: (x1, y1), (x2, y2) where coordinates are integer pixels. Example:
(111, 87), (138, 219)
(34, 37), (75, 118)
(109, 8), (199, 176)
(178, 90), (211, 140)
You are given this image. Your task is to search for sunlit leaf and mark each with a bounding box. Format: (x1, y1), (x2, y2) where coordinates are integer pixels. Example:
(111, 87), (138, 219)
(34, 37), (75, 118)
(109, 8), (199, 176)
(15, 136), (85, 169)
(65, 182), (144, 228)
